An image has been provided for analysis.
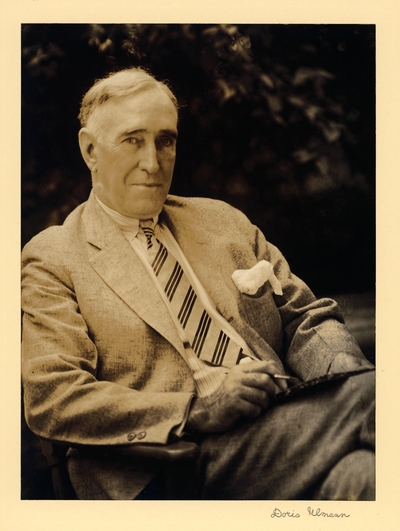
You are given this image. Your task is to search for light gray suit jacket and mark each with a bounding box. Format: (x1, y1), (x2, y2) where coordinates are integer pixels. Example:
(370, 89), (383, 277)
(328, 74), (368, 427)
(21, 191), (365, 498)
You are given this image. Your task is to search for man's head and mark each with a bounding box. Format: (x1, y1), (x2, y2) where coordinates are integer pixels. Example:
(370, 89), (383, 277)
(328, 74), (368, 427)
(78, 68), (179, 219)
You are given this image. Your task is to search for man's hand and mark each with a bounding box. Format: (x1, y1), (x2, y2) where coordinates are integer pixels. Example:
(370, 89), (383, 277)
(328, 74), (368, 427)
(328, 352), (374, 375)
(185, 360), (287, 433)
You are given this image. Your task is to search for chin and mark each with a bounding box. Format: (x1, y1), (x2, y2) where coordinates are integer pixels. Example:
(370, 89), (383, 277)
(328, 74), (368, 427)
(126, 195), (166, 219)
(125, 204), (161, 220)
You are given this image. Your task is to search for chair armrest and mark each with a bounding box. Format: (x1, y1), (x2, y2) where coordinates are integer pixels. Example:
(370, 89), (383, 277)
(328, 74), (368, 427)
(39, 437), (199, 463)
(38, 437), (199, 500)
(81, 440), (201, 499)
(104, 440), (199, 462)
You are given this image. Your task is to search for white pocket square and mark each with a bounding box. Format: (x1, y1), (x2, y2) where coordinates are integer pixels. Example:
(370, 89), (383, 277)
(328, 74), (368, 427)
(231, 260), (283, 296)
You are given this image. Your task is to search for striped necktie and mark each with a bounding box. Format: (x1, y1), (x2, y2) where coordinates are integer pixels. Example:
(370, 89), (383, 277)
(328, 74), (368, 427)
(139, 220), (247, 368)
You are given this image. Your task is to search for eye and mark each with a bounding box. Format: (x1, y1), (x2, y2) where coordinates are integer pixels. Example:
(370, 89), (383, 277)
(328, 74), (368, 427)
(158, 136), (176, 148)
(124, 137), (138, 144)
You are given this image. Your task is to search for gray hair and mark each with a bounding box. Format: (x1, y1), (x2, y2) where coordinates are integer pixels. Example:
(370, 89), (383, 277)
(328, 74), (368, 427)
(78, 67), (178, 130)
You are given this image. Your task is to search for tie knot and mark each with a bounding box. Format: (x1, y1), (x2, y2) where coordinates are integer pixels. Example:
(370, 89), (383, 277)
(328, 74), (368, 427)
(139, 220), (156, 249)
(139, 219), (155, 230)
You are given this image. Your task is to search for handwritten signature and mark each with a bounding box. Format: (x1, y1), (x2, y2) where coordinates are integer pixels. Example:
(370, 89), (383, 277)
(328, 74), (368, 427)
(271, 507), (350, 518)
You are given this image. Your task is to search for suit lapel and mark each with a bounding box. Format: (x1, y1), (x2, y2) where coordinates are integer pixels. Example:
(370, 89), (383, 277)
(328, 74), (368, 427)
(162, 198), (284, 367)
(81, 193), (188, 361)
(162, 200), (238, 315)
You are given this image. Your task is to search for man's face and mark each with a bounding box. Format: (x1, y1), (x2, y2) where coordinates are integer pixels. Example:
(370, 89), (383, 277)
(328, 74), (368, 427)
(88, 88), (178, 219)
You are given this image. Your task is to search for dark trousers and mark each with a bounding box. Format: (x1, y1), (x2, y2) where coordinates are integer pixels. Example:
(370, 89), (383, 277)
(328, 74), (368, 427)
(196, 369), (375, 500)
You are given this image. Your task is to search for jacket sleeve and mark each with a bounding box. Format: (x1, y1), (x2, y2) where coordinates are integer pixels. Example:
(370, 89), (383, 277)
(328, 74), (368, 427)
(21, 231), (194, 447)
(184, 198), (371, 382)
(251, 220), (371, 381)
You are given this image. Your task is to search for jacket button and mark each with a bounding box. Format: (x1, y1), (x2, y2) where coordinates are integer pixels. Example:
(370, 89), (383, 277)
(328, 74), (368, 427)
(137, 431), (146, 440)
(127, 433), (136, 441)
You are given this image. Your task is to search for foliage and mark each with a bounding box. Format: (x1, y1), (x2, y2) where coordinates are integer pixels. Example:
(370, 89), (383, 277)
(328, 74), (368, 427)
(21, 24), (375, 293)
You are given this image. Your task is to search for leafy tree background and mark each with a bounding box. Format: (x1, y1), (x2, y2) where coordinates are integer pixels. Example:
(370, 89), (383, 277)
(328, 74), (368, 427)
(22, 23), (375, 295)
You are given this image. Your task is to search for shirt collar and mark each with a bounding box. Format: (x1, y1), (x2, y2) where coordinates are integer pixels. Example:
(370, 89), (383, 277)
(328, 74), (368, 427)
(94, 193), (159, 239)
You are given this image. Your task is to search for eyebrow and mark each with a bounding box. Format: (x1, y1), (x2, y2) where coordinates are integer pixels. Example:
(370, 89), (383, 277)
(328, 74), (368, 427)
(118, 128), (178, 140)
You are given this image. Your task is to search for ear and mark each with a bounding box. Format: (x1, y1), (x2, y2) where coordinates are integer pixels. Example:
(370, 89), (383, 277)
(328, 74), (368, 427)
(78, 128), (98, 172)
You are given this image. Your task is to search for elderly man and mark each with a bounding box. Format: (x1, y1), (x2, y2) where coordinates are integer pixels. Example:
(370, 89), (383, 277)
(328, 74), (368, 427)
(22, 67), (375, 500)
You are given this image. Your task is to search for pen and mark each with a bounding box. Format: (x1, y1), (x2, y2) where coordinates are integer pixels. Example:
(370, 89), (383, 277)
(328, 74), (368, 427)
(224, 368), (300, 383)
(271, 373), (298, 381)
(268, 373), (301, 385)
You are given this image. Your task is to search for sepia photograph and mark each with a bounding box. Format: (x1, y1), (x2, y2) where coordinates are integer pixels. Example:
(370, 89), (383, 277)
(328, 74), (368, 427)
(20, 23), (376, 502)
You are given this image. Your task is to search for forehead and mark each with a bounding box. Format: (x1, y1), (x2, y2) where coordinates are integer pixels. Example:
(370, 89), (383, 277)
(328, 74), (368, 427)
(90, 88), (178, 137)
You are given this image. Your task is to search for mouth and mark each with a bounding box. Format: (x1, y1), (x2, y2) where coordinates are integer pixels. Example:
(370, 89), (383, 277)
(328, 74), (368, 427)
(131, 183), (161, 187)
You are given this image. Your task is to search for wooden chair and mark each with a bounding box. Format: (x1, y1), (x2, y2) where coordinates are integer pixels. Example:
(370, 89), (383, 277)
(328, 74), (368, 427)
(39, 437), (200, 500)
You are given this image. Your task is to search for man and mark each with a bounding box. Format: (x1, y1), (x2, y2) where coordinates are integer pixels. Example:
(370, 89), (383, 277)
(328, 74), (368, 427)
(22, 67), (375, 500)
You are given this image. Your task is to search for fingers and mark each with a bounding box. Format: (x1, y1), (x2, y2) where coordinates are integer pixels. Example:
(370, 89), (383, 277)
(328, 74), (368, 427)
(223, 371), (278, 410)
(217, 360), (292, 424)
(272, 376), (288, 393)
(233, 397), (264, 419)
(240, 372), (281, 395)
(239, 360), (288, 392)
(240, 386), (270, 409)
(243, 359), (283, 376)
(230, 366), (284, 394)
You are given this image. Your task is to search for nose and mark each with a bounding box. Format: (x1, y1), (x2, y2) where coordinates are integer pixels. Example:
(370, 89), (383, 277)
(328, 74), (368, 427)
(138, 141), (160, 174)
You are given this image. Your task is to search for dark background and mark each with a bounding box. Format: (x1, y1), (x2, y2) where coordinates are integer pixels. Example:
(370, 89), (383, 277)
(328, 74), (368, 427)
(21, 23), (375, 498)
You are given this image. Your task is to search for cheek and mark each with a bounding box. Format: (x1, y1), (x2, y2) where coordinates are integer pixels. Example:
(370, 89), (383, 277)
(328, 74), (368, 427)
(161, 157), (176, 179)
(98, 146), (124, 170)
(94, 167), (125, 201)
